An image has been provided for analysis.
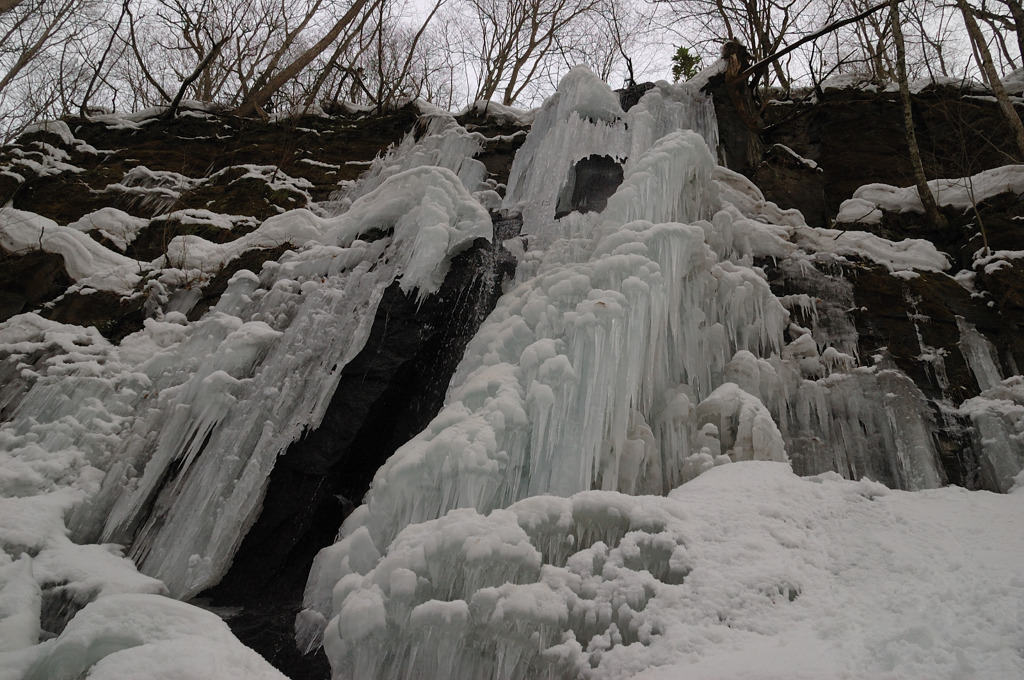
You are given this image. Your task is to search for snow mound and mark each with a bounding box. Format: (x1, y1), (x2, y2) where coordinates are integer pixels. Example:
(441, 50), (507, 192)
(10, 594), (286, 680)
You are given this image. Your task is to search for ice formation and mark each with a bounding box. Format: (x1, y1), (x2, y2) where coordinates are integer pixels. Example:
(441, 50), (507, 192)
(309, 462), (1024, 680)
(0, 107), (499, 674)
(1, 66), (1023, 680)
(298, 68), (1022, 678)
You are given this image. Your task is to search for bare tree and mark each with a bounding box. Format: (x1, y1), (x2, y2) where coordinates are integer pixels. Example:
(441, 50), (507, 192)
(956, 0), (1024, 157)
(0, 0), (108, 139)
(0, 0), (85, 95)
(348, 0), (449, 110)
(233, 0), (377, 117)
(459, 0), (607, 105)
(890, 0), (945, 227)
(662, 0), (836, 89)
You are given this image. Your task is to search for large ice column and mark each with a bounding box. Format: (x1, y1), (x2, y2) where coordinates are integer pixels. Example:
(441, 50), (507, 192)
(503, 67), (718, 246)
(300, 78), (790, 649)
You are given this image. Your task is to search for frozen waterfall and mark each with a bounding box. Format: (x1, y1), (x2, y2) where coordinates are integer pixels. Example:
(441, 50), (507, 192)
(296, 68), (1013, 679)
(1, 66), (1023, 680)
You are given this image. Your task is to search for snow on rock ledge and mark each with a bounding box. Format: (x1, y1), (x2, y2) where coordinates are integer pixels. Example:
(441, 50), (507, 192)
(837, 164), (1024, 224)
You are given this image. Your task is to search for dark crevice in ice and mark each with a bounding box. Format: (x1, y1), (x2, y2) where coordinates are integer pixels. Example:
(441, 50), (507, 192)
(554, 154), (624, 219)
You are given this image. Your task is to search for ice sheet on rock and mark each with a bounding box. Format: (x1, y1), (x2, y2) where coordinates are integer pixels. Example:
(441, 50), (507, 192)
(315, 462), (1024, 680)
(164, 165), (490, 302)
(956, 317), (1003, 391)
(957, 376), (1024, 492)
(102, 167), (202, 212)
(323, 113), (489, 216)
(91, 165), (490, 598)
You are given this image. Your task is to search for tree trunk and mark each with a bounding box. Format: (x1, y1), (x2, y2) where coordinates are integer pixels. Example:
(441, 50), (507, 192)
(81, 0), (130, 117)
(890, 0), (945, 228)
(165, 36), (230, 119)
(233, 0), (376, 118)
(956, 0), (1024, 159)
(997, 0), (1024, 61)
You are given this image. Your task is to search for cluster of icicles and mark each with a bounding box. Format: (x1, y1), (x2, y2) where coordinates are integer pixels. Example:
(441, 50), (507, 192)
(295, 68), (983, 679)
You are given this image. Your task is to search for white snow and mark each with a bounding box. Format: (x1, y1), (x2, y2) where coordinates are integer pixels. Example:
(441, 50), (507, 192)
(837, 164), (1024, 222)
(4, 594), (287, 680)
(1003, 67), (1024, 95)
(458, 100), (539, 127)
(768, 143), (819, 170)
(0, 208), (143, 294)
(67, 208), (149, 251)
(683, 58), (728, 93)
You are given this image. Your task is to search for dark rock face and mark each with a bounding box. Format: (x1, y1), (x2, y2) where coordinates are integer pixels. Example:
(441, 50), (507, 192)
(618, 82), (656, 112)
(202, 213), (521, 678)
(753, 144), (827, 227)
(0, 107), (423, 334)
(554, 154), (624, 219)
(703, 74), (764, 176)
(761, 190), (1024, 491)
(0, 251), (70, 321)
(761, 87), (1022, 216)
(717, 82), (1024, 491)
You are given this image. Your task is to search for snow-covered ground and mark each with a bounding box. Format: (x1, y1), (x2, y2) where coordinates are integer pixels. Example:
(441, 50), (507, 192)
(630, 462), (1024, 680)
